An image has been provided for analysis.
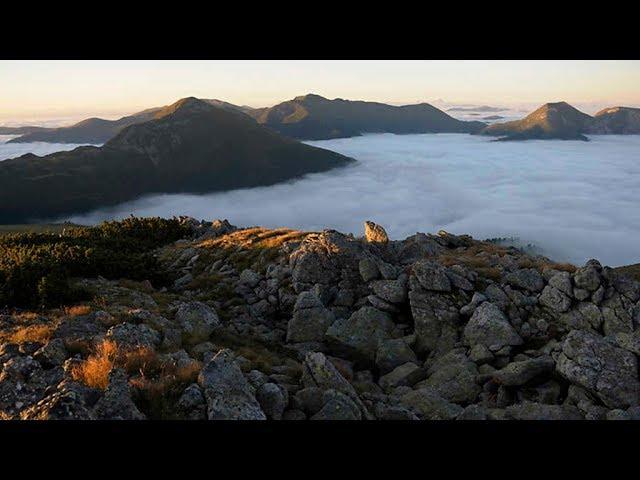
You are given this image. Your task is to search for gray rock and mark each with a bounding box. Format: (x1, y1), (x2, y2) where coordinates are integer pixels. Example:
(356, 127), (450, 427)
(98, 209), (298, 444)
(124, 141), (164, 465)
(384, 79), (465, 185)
(503, 268), (545, 293)
(574, 265), (601, 292)
(492, 356), (555, 386)
(469, 344), (494, 365)
(505, 402), (583, 420)
(419, 349), (480, 404)
(197, 349), (266, 420)
(463, 302), (522, 350)
(20, 381), (95, 420)
(175, 383), (207, 420)
(375, 338), (418, 374)
(370, 279), (408, 304)
(548, 271), (573, 297)
(311, 390), (361, 420)
(94, 369), (146, 420)
(33, 338), (68, 368)
(325, 306), (395, 364)
(556, 330), (640, 408)
(106, 323), (161, 349)
(367, 295), (400, 313)
(378, 362), (426, 391)
(286, 291), (335, 343)
(412, 260), (451, 292)
(400, 387), (464, 420)
(256, 382), (288, 420)
(359, 258), (380, 282)
(239, 269), (262, 288)
(294, 387), (325, 416)
(283, 409), (307, 420)
(301, 351), (372, 419)
(610, 331), (640, 356)
(457, 404), (488, 420)
(409, 289), (460, 355)
(539, 285), (572, 313)
(174, 301), (221, 345)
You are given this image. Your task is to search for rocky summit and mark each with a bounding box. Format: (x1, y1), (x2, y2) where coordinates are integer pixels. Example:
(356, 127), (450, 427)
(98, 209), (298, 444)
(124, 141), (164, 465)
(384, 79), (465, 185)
(2, 217), (640, 421)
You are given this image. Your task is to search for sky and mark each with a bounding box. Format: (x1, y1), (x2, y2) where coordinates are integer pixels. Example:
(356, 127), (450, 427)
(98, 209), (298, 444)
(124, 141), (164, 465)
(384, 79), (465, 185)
(1, 60), (639, 125)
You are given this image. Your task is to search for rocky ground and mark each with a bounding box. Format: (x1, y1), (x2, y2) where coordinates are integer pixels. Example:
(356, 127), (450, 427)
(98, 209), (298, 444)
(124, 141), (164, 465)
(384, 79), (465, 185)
(1, 217), (639, 420)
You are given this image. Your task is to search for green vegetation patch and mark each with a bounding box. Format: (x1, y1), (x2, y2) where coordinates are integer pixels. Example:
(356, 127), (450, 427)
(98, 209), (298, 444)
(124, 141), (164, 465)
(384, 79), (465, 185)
(0, 217), (191, 308)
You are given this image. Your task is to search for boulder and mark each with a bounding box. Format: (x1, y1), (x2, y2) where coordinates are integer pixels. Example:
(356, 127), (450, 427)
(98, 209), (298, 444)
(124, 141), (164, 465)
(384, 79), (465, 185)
(33, 338), (68, 368)
(370, 278), (408, 304)
(548, 271), (573, 297)
(503, 268), (545, 293)
(419, 349), (480, 404)
(301, 352), (372, 419)
(174, 301), (221, 345)
(556, 330), (640, 408)
(311, 390), (361, 420)
(400, 387), (464, 420)
(359, 258), (380, 282)
(286, 291), (335, 343)
(505, 402), (583, 420)
(325, 306), (395, 364)
(538, 285), (572, 313)
(463, 302), (522, 350)
(256, 382), (288, 420)
(175, 383), (207, 420)
(375, 338), (418, 375)
(106, 323), (161, 349)
(492, 356), (555, 386)
(574, 265), (601, 292)
(412, 260), (452, 292)
(378, 362), (426, 391)
(197, 349), (266, 420)
(93, 369), (146, 420)
(364, 221), (389, 244)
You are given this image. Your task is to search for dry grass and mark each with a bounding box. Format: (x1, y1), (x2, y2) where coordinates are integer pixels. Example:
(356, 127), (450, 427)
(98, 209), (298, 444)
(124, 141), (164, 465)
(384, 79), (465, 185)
(71, 339), (118, 389)
(71, 340), (162, 390)
(6, 324), (56, 344)
(196, 227), (312, 273)
(129, 360), (202, 419)
(63, 305), (92, 317)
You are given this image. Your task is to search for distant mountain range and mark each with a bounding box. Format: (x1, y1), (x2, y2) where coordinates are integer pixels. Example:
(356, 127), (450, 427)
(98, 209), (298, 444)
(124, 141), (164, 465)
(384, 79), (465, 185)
(0, 98), (353, 223)
(4, 94), (486, 144)
(5, 99), (253, 145)
(480, 102), (640, 141)
(448, 105), (506, 113)
(3, 96), (640, 147)
(247, 94), (486, 140)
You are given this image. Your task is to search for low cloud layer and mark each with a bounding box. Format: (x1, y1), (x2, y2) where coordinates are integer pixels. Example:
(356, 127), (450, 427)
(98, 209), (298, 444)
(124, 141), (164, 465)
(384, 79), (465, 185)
(7, 133), (637, 267)
(0, 136), (93, 161)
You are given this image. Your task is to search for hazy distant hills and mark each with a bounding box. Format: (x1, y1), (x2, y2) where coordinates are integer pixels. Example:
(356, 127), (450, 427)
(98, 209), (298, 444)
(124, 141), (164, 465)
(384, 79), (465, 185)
(248, 94), (486, 140)
(0, 126), (49, 135)
(5, 99), (254, 145)
(587, 106), (640, 134)
(0, 98), (353, 223)
(4, 96), (640, 146)
(448, 105), (506, 113)
(481, 102), (594, 141)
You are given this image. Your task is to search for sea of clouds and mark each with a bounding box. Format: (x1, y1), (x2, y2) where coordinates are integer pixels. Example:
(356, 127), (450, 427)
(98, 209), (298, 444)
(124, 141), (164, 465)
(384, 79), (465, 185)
(0, 135), (94, 161)
(2, 133), (639, 267)
(36, 132), (637, 267)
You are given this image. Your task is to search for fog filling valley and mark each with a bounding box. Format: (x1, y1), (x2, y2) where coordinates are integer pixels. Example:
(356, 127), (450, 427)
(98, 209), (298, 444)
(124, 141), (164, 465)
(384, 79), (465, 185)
(0, 135), (95, 160)
(2, 133), (639, 267)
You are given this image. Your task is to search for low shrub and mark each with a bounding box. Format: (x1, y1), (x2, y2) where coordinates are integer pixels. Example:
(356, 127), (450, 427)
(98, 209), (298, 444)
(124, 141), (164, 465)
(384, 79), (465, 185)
(0, 216), (191, 308)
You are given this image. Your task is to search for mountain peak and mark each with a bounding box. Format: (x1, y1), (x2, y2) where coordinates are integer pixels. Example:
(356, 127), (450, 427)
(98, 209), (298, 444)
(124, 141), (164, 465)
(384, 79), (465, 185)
(293, 93), (328, 103)
(155, 97), (214, 119)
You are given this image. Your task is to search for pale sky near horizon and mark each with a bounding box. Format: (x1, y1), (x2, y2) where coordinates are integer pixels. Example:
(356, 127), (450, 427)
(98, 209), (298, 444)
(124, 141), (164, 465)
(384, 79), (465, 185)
(1, 60), (639, 125)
